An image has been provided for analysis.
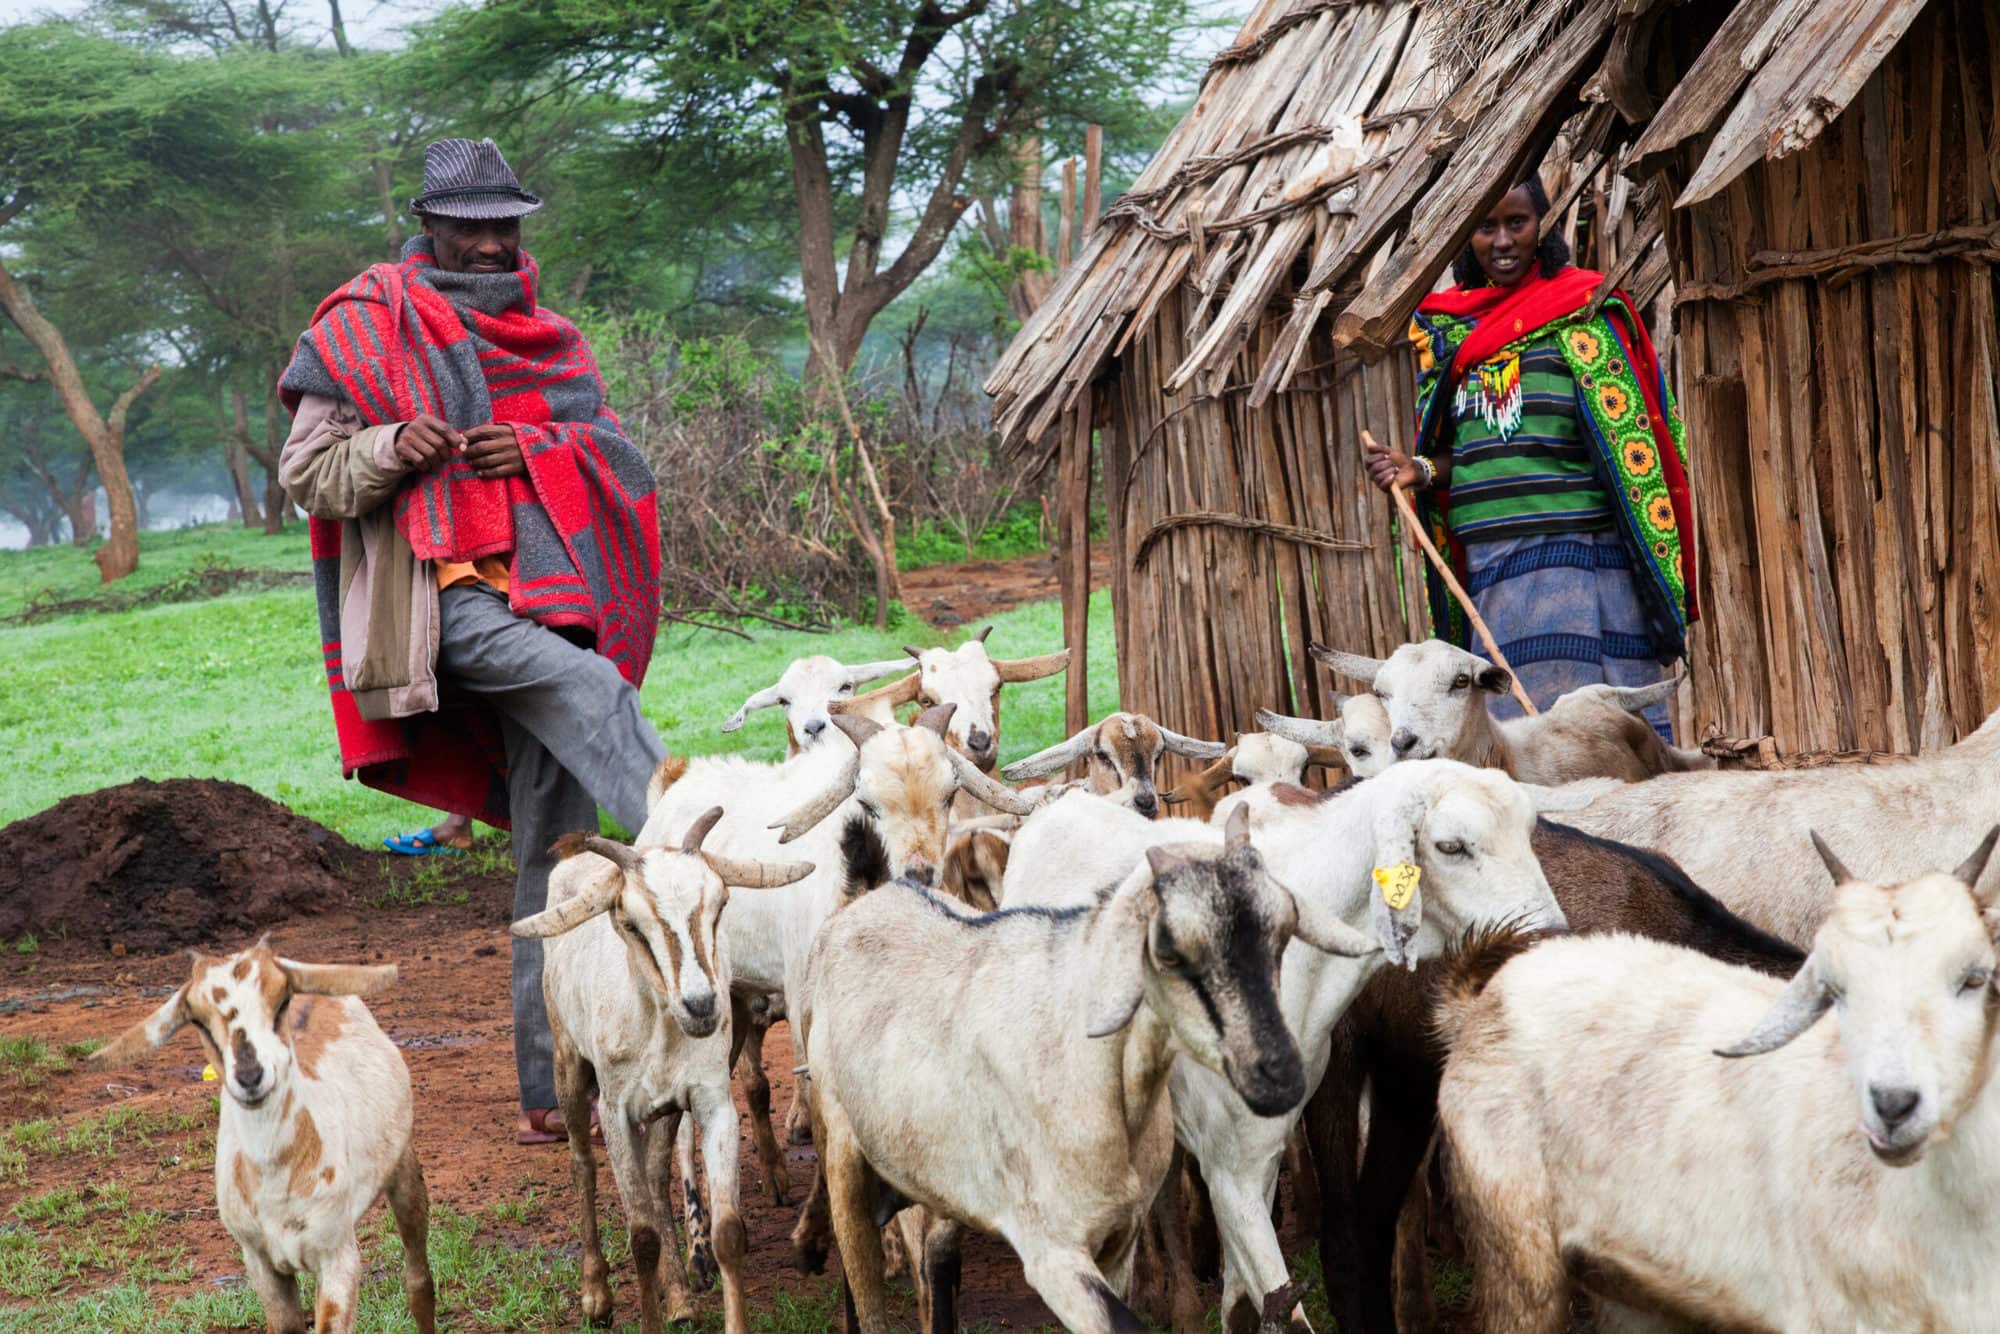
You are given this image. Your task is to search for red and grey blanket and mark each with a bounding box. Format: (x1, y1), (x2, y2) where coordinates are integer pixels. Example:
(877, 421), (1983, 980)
(279, 239), (661, 826)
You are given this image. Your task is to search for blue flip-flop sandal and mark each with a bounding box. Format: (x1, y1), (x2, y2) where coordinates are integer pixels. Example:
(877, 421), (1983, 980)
(383, 828), (465, 856)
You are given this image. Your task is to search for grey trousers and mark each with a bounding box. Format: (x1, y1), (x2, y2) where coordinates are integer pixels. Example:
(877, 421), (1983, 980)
(436, 583), (664, 1110)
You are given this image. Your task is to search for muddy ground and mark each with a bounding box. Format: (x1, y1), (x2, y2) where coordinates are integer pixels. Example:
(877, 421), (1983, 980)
(0, 806), (1081, 1329)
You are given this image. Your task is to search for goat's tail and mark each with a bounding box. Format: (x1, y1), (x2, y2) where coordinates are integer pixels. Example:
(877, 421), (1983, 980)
(1432, 921), (1540, 1052)
(646, 755), (689, 812)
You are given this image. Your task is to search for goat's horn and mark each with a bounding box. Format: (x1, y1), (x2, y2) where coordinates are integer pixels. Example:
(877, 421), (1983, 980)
(1308, 644), (1386, 682)
(1001, 727), (1097, 780)
(679, 807), (724, 854)
(946, 747), (1038, 815)
(844, 657), (917, 685)
(914, 701), (958, 737)
(512, 859), (625, 938)
(833, 672), (922, 714)
(1255, 708), (1343, 748)
(703, 853), (817, 889)
(1955, 826), (2000, 896)
(974, 625), (994, 644)
(550, 832), (645, 877)
(830, 713), (885, 749)
(720, 684), (783, 732)
(770, 754), (861, 843)
(1158, 724), (1228, 759)
(993, 649), (1071, 684)
(1809, 831), (1856, 886)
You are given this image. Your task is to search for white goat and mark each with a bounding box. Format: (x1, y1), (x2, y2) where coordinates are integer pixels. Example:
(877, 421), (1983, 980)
(513, 812), (814, 1334)
(1253, 693), (1396, 781)
(718, 653), (914, 753)
(1555, 705), (2000, 945)
(1435, 828), (2000, 1332)
(1003, 710), (1227, 819)
(1003, 762), (1576, 1330)
(92, 943), (430, 1334)
(1309, 639), (1712, 782)
(798, 806), (1377, 1334)
(647, 706), (1037, 1200)
(833, 626), (1070, 771)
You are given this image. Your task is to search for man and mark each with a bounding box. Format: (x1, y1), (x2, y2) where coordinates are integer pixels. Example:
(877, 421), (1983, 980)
(279, 138), (666, 1144)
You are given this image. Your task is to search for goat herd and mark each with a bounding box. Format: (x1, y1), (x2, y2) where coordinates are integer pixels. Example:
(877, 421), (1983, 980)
(91, 633), (2000, 1333)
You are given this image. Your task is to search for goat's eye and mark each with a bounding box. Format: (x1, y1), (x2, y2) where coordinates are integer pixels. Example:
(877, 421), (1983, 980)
(1434, 838), (1467, 857)
(1154, 941), (1182, 968)
(1450, 674), (1470, 691)
(1349, 746), (1370, 760)
(1961, 968), (1992, 994)
(777, 696), (790, 708)
(858, 800), (880, 819)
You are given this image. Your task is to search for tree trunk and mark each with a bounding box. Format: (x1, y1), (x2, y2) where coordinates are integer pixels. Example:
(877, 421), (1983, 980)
(1008, 131), (1052, 321)
(253, 384), (287, 533)
(227, 386), (265, 527)
(0, 251), (156, 581)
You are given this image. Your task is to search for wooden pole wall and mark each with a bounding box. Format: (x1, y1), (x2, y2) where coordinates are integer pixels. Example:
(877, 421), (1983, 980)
(1671, 0), (2000, 754)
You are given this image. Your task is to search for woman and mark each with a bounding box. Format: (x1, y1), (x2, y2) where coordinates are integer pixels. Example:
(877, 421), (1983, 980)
(1365, 175), (1696, 733)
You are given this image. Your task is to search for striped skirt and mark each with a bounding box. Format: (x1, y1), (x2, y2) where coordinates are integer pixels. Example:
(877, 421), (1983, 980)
(1464, 529), (1671, 737)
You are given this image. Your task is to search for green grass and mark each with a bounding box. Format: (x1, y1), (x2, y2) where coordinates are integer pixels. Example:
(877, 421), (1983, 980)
(0, 524), (1116, 845)
(0, 524), (314, 622)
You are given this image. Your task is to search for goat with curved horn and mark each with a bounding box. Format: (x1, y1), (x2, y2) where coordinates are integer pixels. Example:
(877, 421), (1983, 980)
(1158, 723), (1228, 759)
(830, 673), (922, 716)
(1255, 707), (1344, 749)
(992, 649), (1072, 684)
(945, 748), (1039, 816)
(1308, 643), (1387, 683)
(770, 754), (862, 844)
(1002, 727), (1098, 781)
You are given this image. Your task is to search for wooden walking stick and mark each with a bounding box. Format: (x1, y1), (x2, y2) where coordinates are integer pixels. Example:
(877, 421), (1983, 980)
(1363, 429), (1539, 717)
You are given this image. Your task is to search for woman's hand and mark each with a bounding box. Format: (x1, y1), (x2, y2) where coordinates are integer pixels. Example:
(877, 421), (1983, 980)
(1363, 434), (1420, 493)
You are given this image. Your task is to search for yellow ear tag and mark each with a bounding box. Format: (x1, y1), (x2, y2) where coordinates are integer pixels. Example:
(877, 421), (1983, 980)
(1373, 863), (1421, 912)
(200, 1064), (218, 1082)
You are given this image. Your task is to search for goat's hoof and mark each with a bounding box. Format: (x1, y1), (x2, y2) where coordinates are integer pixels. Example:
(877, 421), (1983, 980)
(765, 1179), (792, 1208)
(687, 1240), (717, 1292)
(791, 1236), (828, 1276)
(581, 1281), (614, 1326)
(663, 1286), (697, 1324)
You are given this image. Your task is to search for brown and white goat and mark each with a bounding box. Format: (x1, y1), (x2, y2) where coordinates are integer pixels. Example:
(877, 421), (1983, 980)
(831, 626), (1070, 772)
(1161, 730), (1353, 821)
(93, 941), (430, 1334)
(514, 811), (814, 1334)
(1002, 710), (1226, 819)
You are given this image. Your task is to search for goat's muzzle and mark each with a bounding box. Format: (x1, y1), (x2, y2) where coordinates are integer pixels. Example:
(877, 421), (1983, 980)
(1391, 728), (1421, 758)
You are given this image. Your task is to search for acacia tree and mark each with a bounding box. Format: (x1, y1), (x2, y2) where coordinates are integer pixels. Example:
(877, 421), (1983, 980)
(0, 24), (314, 578)
(424, 0), (1192, 384)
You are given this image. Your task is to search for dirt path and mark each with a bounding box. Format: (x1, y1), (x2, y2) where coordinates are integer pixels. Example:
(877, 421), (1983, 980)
(900, 549), (1110, 630)
(0, 866), (1064, 1329)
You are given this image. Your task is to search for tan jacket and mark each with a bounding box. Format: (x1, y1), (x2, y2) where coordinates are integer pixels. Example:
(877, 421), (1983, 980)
(279, 397), (439, 721)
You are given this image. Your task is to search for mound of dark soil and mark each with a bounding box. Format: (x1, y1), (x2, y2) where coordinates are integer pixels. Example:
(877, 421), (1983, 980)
(0, 778), (369, 954)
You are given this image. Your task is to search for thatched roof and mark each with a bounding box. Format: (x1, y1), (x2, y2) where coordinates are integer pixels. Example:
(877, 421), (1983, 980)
(988, 0), (1934, 446)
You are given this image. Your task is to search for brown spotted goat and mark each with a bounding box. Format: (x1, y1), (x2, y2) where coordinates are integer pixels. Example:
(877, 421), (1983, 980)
(93, 940), (430, 1334)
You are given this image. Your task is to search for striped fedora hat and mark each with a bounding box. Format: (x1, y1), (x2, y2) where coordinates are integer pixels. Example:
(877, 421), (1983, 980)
(408, 138), (543, 220)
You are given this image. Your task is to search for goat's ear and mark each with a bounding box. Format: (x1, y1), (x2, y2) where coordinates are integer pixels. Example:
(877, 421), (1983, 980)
(1367, 783), (1431, 970)
(845, 657), (918, 686)
(88, 987), (189, 1069)
(1282, 882), (1381, 959)
(1223, 802), (1252, 850)
(992, 649), (1071, 684)
(720, 683), (783, 732)
(279, 959), (399, 997)
(1474, 664), (1513, 695)
(1085, 863), (1160, 1038)
(1715, 958), (1832, 1058)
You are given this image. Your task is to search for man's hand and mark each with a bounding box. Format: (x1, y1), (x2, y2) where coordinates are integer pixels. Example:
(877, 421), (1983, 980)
(463, 423), (526, 480)
(1363, 434), (1421, 493)
(396, 413), (463, 471)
